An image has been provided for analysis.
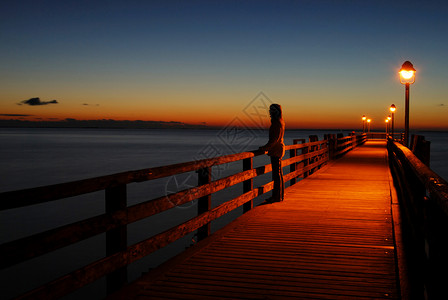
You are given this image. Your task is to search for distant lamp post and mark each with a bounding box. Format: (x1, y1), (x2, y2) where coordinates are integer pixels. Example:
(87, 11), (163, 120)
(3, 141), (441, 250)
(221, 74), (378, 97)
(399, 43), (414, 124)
(362, 115), (366, 133)
(367, 119), (371, 134)
(389, 104), (396, 139)
(387, 116), (392, 136)
(399, 61), (416, 147)
(385, 119), (389, 136)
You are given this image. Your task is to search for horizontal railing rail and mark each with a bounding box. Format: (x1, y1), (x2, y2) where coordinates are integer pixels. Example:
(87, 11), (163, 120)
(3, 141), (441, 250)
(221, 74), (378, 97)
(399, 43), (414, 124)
(388, 132), (404, 142)
(388, 139), (448, 299)
(0, 133), (364, 299)
(0, 151), (262, 210)
(326, 133), (367, 159)
(354, 132), (403, 142)
(367, 132), (387, 139)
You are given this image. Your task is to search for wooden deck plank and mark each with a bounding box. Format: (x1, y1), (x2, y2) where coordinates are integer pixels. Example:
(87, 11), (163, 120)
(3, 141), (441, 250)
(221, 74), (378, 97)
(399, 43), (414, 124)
(169, 266), (397, 289)
(145, 276), (395, 299)
(109, 141), (400, 300)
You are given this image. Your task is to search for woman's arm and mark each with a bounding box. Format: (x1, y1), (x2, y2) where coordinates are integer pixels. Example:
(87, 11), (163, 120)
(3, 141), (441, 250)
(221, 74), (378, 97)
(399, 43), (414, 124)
(259, 121), (282, 151)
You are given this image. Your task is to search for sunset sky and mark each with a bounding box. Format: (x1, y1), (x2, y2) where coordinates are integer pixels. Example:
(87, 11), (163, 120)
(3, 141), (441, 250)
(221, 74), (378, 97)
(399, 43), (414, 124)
(1, 1), (448, 130)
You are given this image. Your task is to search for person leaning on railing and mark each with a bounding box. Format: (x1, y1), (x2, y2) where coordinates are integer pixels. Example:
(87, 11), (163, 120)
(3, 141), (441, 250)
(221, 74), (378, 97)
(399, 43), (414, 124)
(259, 103), (286, 203)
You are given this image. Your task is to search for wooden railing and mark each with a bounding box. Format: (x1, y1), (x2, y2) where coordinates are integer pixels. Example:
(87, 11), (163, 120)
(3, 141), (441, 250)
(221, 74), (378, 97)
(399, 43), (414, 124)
(327, 133), (367, 159)
(368, 132), (388, 139)
(388, 139), (448, 299)
(0, 133), (364, 299)
(356, 132), (402, 142)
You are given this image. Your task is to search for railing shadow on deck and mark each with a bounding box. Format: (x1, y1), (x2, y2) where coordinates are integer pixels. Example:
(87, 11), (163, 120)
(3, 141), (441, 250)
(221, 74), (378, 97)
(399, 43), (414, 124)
(0, 133), (366, 299)
(388, 138), (448, 300)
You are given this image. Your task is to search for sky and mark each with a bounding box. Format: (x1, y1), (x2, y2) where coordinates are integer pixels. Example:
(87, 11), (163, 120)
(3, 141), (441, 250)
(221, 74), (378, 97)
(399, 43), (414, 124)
(1, 0), (448, 130)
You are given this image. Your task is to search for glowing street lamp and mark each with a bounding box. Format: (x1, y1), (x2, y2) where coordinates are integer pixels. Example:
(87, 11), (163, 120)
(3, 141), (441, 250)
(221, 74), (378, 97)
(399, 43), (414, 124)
(399, 61), (416, 84)
(362, 115), (366, 133)
(389, 104), (396, 138)
(385, 119), (390, 135)
(387, 116), (391, 135)
(399, 61), (416, 147)
(367, 119), (371, 134)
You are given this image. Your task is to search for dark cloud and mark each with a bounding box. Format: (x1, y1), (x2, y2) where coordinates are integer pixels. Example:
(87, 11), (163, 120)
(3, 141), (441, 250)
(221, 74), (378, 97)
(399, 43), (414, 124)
(18, 97), (59, 106)
(0, 114), (33, 117)
(82, 103), (99, 106)
(438, 103), (446, 107)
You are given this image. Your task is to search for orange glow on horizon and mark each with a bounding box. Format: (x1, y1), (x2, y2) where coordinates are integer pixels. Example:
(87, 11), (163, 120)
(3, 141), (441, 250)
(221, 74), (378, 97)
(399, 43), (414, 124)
(1, 94), (448, 130)
(2, 112), (448, 130)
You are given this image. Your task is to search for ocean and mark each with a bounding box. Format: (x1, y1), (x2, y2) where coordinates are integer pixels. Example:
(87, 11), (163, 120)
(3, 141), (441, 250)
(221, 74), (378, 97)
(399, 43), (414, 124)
(1, 128), (447, 299)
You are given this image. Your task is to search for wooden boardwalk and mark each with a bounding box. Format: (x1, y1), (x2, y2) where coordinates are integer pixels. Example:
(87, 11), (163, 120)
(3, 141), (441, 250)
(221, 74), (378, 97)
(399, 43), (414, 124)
(111, 140), (400, 299)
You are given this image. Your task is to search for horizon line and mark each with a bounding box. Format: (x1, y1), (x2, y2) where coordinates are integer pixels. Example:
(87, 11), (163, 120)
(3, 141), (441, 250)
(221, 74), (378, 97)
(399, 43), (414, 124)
(0, 118), (447, 132)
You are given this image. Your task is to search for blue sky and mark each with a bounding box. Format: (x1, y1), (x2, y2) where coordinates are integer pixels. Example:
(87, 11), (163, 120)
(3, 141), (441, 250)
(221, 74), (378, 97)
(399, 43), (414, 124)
(1, 0), (448, 129)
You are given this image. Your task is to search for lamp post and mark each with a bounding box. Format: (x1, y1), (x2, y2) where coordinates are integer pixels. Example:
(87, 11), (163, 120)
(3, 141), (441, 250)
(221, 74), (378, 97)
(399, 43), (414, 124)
(385, 119), (389, 136)
(387, 116), (391, 136)
(389, 104), (396, 139)
(399, 61), (416, 147)
(367, 119), (371, 134)
(362, 115), (366, 133)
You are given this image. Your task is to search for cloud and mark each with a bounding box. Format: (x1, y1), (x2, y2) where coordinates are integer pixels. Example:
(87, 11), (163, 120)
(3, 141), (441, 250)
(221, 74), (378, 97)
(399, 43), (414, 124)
(0, 114), (33, 117)
(438, 103), (446, 107)
(82, 103), (99, 106)
(18, 97), (59, 106)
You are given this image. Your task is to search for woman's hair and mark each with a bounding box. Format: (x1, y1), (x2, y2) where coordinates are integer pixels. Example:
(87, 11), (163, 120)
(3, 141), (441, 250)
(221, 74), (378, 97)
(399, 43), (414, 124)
(269, 104), (282, 120)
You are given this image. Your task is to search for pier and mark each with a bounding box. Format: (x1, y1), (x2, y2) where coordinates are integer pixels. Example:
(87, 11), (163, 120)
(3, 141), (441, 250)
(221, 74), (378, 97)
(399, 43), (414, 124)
(110, 139), (398, 299)
(1, 133), (448, 299)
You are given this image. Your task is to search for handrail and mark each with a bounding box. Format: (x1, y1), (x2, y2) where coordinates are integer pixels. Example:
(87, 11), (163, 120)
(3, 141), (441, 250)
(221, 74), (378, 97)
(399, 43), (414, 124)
(0, 151), (260, 211)
(0, 133), (364, 299)
(326, 133), (367, 159)
(388, 139), (448, 299)
(390, 142), (448, 212)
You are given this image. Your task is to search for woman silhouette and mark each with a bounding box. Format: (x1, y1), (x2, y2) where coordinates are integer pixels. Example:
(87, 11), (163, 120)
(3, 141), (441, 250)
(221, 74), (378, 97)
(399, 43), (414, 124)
(259, 104), (285, 203)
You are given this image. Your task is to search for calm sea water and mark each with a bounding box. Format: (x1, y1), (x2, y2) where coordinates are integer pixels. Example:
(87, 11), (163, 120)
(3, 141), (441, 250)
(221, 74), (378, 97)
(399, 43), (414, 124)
(0, 128), (447, 299)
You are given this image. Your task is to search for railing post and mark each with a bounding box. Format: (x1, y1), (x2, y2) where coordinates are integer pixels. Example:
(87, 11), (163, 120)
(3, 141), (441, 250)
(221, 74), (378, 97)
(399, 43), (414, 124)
(243, 157), (254, 213)
(336, 133), (344, 156)
(296, 139), (308, 178)
(411, 135), (431, 167)
(289, 142), (298, 186)
(197, 167), (211, 241)
(326, 134), (336, 160)
(319, 138), (328, 169)
(105, 184), (127, 294)
(308, 135), (318, 175)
